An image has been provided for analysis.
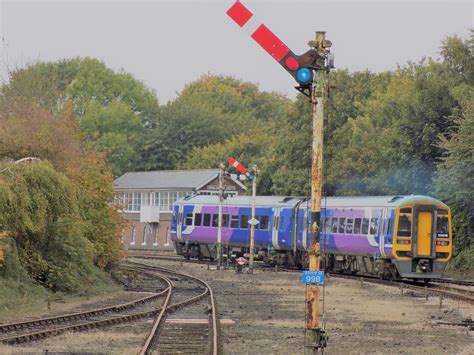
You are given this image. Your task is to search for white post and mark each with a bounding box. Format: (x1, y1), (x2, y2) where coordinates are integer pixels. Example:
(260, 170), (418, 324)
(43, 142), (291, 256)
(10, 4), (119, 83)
(248, 165), (257, 274)
(217, 163), (224, 269)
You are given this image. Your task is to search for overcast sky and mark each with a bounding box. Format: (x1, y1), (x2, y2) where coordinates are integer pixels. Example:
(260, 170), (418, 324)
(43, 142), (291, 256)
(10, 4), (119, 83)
(0, 0), (472, 103)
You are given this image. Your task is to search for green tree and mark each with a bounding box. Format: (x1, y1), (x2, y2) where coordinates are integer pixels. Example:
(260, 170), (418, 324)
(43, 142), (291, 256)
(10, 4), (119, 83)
(1, 58), (160, 175)
(138, 75), (290, 171)
(435, 92), (473, 272)
(0, 163), (97, 292)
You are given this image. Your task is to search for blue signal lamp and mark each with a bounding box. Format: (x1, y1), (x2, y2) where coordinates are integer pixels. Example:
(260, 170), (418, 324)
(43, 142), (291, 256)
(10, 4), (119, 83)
(296, 67), (313, 85)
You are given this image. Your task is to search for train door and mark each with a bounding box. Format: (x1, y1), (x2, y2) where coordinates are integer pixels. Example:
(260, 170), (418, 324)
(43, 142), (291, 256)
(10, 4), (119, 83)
(379, 209), (387, 258)
(302, 208), (309, 251)
(177, 204), (184, 241)
(417, 212), (432, 256)
(413, 204), (436, 257)
(417, 212), (433, 256)
(272, 208), (281, 250)
(278, 209), (292, 249)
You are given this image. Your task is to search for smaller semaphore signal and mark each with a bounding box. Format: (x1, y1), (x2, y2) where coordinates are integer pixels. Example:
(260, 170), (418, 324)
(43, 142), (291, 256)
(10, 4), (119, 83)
(227, 157), (253, 180)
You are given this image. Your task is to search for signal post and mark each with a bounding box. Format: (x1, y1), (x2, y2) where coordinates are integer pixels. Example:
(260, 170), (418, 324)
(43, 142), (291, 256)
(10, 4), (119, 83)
(306, 32), (330, 354)
(216, 162), (225, 269)
(226, 1), (333, 352)
(248, 165), (257, 274)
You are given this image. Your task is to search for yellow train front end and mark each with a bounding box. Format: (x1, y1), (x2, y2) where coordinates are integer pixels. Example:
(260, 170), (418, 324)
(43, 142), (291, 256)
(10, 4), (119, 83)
(391, 196), (452, 280)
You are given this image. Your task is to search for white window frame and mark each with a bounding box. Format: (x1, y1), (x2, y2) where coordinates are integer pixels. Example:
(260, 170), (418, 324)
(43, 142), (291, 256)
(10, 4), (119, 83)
(130, 226), (136, 245)
(164, 226), (170, 247)
(123, 192), (142, 212)
(141, 225), (147, 246)
(153, 224), (159, 246)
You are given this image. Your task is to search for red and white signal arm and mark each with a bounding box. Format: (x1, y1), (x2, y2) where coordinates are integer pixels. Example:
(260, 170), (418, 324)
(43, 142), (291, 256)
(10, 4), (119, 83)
(226, 0), (318, 85)
(227, 157), (252, 179)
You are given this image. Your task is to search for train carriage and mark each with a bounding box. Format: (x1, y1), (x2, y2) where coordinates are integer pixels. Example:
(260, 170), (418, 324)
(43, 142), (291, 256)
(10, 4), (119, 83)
(170, 195), (452, 280)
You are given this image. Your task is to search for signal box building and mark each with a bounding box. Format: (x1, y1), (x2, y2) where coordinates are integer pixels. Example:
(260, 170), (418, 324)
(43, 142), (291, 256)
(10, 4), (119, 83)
(114, 169), (247, 254)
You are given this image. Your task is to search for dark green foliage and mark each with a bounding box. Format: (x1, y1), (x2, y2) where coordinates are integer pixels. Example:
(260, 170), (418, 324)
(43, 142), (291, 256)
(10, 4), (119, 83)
(434, 85), (473, 272)
(0, 163), (100, 292)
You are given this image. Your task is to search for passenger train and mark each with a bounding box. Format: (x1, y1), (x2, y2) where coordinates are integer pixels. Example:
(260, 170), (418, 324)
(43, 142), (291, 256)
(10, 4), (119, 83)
(170, 195), (452, 280)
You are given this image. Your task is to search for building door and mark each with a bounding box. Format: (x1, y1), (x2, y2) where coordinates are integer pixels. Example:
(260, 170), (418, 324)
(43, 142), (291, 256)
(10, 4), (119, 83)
(417, 211), (433, 256)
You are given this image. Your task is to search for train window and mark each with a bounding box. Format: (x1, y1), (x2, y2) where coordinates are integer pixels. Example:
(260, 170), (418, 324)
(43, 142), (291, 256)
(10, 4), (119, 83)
(345, 218), (354, 234)
(362, 218), (369, 235)
(279, 216), (285, 231)
(203, 213), (211, 227)
(436, 216), (449, 238)
(260, 216), (269, 230)
(354, 218), (361, 235)
(386, 218), (392, 235)
(338, 218), (346, 234)
(230, 215), (239, 228)
(185, 213), (193, 226)
(331, 218), (338, 233)
(400, 208), (412, 214)
(437, 209), (448, 215)
(397, 215), (411, 237)
(194, 213), (202, 226)
(223, 214), (230, 227)
(212, 214), (219, 227)
(240, 215), (249, 229)
(369, 218), (378, 236)
(324, 218), (332, 233)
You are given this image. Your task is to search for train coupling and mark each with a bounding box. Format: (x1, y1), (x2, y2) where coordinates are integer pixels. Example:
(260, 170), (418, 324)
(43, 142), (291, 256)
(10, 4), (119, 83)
(415, 259), (432, 273)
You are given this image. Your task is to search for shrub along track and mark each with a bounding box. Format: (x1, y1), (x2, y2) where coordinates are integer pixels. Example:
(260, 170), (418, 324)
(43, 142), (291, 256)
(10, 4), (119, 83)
(0, 267), (172, 346)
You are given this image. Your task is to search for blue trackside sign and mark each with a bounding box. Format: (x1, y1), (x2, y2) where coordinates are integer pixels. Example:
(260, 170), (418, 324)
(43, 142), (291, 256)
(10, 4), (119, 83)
(302, 271), (325, 285)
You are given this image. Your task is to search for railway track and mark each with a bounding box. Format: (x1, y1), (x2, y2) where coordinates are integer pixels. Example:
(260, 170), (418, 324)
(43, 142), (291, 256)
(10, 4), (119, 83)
(133, 254), (474, 306)
(1, 262), (220, 354)
(329, 273), (474, 304)
(0, 267), (171, 345)
(126, 261), (219, 355)
(432, 277), (474, 287)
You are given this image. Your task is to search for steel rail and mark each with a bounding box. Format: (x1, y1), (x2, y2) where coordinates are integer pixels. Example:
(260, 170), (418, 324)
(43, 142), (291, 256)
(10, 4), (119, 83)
(139, 273), (173, 355)
(432, 278), (474, 287)
(0, 267), (170, 344)
(0, 287), (168, 334)
(331, 273), (474, 304)
(127, 261), (219, 355)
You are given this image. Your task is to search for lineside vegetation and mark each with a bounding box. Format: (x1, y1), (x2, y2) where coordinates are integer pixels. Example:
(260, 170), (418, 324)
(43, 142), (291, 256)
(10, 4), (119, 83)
(0, 31), (471, 300)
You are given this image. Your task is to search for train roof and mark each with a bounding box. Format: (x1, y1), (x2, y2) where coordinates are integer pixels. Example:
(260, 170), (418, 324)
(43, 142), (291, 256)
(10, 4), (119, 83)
(320, 195), (448, 208)
(175, 195), (447, 209)
(176, 195), (303, 208)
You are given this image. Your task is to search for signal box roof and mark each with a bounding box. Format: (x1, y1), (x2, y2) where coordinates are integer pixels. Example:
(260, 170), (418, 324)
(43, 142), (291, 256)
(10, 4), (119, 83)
(115, 169), (246, 191)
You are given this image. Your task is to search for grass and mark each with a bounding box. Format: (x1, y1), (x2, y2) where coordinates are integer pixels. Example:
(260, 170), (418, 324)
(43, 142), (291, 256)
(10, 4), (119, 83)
(0, 270), (122, 323)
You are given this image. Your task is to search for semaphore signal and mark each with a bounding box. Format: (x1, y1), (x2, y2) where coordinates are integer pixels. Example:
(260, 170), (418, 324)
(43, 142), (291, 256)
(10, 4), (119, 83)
(226, 1), (331, 352)
(226, 0), (333, 92)
(227, 157), (253, 180)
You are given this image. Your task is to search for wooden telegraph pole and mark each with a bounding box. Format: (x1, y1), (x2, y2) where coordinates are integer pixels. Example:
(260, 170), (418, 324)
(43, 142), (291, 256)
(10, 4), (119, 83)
(305, 31), (330, 354)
